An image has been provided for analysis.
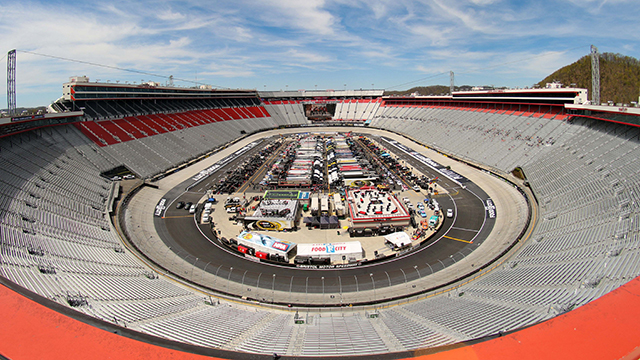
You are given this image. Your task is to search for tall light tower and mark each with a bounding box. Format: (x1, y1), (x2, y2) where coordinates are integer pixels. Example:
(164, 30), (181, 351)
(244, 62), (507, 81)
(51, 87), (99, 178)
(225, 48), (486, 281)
(590, 45), (600, 106)
(450, 71), (454, 95)
(7, 49), (16, 116)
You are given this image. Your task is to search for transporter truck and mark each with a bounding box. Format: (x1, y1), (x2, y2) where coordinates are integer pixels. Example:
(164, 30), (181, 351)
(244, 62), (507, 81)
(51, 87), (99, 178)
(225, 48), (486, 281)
(333, 193), (345, 217)
(310, 193), (319, 216)
(320, 194), (330, 216)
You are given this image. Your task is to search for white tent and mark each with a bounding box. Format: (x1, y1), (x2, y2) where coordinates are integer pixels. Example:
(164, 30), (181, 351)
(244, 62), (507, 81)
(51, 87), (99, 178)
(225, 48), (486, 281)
(384, 232), (412, 250)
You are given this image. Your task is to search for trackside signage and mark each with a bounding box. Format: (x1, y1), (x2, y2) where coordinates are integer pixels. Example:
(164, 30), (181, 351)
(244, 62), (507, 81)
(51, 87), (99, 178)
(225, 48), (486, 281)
(381, 137), (468, 184)
(485, 199), (496, 219)
(188, 141), (261, 188)
(155, 198), (167, 217)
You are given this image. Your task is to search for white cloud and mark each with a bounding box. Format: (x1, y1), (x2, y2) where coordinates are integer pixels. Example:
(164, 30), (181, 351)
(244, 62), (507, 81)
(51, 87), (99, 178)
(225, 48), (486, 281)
(251, 0), (338, 36)
(0, 0), (639, 107)
(156, 9), (186, 21)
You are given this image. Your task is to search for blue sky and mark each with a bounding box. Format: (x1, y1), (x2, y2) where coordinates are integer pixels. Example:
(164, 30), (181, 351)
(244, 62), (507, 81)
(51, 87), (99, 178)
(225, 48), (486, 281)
(1, 0), (639, 108)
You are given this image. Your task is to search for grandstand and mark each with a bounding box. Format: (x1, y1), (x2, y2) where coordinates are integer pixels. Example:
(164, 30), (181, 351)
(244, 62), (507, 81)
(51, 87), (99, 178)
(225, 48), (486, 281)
(1, 80), (640, 359)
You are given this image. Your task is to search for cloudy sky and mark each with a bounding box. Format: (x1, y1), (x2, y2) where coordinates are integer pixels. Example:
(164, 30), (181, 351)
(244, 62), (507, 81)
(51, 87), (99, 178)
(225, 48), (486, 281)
(1, 0), (639, 107)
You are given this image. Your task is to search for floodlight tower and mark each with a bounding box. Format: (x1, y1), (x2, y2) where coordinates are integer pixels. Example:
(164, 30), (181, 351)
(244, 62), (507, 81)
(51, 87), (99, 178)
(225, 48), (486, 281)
(450, 71), (454, 95)
(590, 45), (600, 106)
(7, 49), (16, 116)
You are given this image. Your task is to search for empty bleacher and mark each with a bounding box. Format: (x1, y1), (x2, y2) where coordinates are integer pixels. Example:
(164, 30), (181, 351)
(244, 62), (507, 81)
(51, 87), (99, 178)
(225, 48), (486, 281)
(2, 101), (640, 356)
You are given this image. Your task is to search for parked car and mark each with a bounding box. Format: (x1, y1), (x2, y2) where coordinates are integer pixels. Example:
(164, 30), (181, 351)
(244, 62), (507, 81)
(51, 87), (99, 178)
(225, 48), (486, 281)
(447, 208), (454, 218)
(176, 201), (185, 209)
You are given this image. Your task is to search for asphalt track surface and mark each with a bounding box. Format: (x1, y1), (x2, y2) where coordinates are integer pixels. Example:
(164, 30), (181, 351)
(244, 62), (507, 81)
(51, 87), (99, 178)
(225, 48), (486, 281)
(151, 133), (496, 303)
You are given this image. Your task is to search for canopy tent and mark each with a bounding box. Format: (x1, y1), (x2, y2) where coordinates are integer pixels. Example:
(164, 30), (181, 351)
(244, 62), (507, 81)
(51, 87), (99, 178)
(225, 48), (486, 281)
(384, 232), (412, 250)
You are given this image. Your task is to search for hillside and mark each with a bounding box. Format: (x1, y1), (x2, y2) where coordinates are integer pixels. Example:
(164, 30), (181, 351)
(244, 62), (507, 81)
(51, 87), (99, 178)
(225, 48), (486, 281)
(384, 85), (468, 97)
(538, 53), (640, 105)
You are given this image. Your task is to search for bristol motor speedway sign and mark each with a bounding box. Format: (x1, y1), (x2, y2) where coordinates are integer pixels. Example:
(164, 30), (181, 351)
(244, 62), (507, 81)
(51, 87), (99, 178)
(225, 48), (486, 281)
(485, 199), (496, 219)
(154, 198), (167, 217)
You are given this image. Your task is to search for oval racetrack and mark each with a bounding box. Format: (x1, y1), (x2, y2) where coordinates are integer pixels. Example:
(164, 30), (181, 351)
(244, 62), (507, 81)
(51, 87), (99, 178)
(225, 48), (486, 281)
(128, 127), (522, 306)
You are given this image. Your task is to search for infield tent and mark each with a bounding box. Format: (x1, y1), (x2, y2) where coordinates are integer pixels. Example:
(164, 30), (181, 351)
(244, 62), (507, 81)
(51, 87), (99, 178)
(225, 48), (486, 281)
(384, 232), (412, 250)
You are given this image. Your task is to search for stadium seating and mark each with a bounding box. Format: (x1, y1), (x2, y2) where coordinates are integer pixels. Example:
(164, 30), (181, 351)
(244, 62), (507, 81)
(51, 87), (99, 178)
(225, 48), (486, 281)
(1, 102), (640, 356)
(333, 98), (381, 122)
(74, 106), (272, 148)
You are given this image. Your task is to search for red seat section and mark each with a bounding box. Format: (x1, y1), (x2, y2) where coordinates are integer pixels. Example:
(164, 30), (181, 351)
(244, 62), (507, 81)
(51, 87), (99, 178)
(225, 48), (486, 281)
(76, 106), (273, 147)
(100, 120), (135, 142)
(114, 119), (145, 139)
(139, 116), (168, 134)
(131, 117), (160, 135)
(150, 114), (178, 131)
(212, 108), (232, 121)
(74, 121), (119, 146)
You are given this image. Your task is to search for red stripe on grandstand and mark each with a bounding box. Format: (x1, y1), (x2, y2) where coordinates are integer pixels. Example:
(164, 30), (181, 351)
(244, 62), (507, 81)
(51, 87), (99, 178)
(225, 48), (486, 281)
(258, 106), (271, 117)
(75, 122), (119, 146)
(114, 119), (145, 139)
(212, 108), (232, 121)
(140, 116), (168, 133)
(73, 122), (108, 146)
(132, 117), (160, 135)
(101, 120), (136, 141)
(151, 114), (178, 130)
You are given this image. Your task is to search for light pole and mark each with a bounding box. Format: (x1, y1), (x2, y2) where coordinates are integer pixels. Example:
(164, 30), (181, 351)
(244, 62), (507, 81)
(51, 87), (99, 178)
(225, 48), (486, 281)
(354, 275), (359, 293)
(370, 273), (376, 302)
(289, 276), (294, 304)
(241, 270), (248, 298)
(400, 268), (407, 291)
(213, 264), (222, 289)
(272, 274), (276, 303)
(202, 261), (211, 283)
(414, 265), (421, 279)
(256, 273), (262, 299)
(321, 276), (325, 304)
(191, 257), (198, 282)
(227, 267), (233, 292)
(171, 249), (182, 268)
